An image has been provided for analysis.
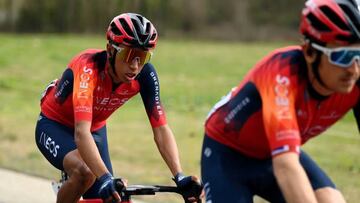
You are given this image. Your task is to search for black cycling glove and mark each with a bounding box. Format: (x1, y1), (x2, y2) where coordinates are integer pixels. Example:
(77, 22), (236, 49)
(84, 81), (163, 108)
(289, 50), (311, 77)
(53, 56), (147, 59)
(98, 173), (122, 202)
(173, 172), (203, 203)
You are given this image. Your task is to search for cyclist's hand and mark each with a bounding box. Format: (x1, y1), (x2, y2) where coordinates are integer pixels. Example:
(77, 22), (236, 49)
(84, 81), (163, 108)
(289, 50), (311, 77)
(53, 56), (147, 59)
(173, 173), (204, 203)
(114, 178), (127, 192)
(98, 173), (121, 203)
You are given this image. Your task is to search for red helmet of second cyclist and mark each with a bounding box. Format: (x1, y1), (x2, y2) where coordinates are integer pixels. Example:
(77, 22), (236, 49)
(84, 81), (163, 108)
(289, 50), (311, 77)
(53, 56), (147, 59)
(300, 0), (360, 44)
(106, 13), (158, 50)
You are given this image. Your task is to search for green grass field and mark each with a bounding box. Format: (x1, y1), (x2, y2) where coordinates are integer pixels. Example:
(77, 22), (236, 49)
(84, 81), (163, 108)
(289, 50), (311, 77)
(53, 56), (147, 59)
(0, 34), (359, 202)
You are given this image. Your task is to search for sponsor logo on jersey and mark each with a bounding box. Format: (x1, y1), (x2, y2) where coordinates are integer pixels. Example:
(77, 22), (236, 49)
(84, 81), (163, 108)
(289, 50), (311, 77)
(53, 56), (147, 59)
(75, 105), (92, 113)
(274, 74), (291, 119)
(275, 130), (299, 140)
(77, 66), (93, 99)
(93, 97), (129, 111)
(150, 71), (163, 116)
(55, 80), (70, 98)
(224, 97), (250, 124)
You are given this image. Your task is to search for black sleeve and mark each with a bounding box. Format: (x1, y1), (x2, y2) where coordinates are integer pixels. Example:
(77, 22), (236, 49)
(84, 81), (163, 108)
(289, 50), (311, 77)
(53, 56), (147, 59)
(136, 63), (167, 126)
(55, 68), (74, 104)
(353, 99), (360, 133)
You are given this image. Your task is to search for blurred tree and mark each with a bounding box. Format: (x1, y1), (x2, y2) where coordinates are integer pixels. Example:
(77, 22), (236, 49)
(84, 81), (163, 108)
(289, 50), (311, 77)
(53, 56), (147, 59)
(0, 0), (11, 30)
(206, 0), (236, 24)
(15, 0), (45, 32)
(4, 0), (303, 41)
(249, 0), (304, 29)
(182, 0), (206, 32)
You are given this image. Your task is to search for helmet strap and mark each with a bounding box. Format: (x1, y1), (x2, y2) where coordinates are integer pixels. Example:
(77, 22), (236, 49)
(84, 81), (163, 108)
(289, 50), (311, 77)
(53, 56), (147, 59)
(108, 47), (118, 78)
(309, 51), (333, 94)
(311, 52), (324, 85)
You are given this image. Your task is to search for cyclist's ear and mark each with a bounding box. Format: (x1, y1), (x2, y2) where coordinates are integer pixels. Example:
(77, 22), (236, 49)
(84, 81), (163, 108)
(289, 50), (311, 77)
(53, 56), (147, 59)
(106, 44), (113, 56)
(303, 43), (317, 63)
(307, 47), (314, 56)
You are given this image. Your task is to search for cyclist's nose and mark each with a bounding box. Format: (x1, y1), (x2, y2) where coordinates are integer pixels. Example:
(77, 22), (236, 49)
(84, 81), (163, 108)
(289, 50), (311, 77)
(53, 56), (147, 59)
(354, 59), (360, 75)
(129, 57), (140, 70)
(349, 59), (360, 74)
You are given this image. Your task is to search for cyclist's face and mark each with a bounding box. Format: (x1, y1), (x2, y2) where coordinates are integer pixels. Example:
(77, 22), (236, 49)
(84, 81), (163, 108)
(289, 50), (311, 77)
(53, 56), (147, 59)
(317, 43), (360, 95)
(113, 53), (144, 83)
(108, 45), (145, 84)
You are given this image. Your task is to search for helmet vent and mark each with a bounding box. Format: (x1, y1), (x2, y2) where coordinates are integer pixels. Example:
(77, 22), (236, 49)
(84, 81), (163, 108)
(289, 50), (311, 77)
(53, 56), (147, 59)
(139, 34), (148, 43)
(136, 14), (144, 25)
(339, 4), (360, 32)
(119, 18), (134, 37)
(110, 22), (122, 36)
(307, 13), (331, 31)
(150, 33), (157, 40)
(320, 6), (349, 31)
(131, 19), (143, 34)
(145, 23), (151, 34)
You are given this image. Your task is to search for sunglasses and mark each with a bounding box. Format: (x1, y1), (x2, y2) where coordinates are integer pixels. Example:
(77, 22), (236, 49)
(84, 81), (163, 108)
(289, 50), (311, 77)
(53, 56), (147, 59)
(311, 43), (360, 68)
(112, 44), (152, 66)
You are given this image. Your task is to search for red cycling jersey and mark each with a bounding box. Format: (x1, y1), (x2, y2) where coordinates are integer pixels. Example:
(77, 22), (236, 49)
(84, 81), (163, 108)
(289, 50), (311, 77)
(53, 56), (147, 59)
(205, 46), (360, 159)
(41, 49), (167, 132)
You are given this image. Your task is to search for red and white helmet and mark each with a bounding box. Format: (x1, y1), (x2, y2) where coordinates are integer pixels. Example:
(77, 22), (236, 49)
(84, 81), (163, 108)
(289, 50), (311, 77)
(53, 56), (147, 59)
(106, 13), (158, 49)
(300, 0), (360, 44)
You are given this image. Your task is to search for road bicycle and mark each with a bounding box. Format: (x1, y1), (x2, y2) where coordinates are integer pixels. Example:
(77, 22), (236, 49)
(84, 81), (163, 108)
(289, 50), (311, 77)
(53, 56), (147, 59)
(52, 172), (202, 203)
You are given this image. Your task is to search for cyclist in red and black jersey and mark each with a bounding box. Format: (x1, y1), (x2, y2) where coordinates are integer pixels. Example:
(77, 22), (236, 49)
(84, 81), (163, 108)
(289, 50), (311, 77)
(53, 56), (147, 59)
(35, 13), (202, 203)
(201, 0), (360, 202)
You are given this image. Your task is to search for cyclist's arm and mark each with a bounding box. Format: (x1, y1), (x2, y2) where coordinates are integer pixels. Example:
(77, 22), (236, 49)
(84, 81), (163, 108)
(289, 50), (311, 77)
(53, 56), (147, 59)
(137, 64), (182, 175)
(152, 124), (182, 176)
(273, 153), (317, 203)
(74, 120), (109, 177)
(70, 62), (109, 178)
